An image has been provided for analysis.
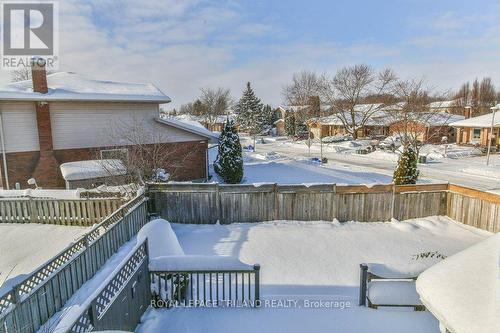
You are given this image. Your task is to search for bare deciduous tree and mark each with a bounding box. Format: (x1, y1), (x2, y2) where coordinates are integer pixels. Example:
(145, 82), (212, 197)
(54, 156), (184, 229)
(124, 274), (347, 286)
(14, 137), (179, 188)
(319, 64), (396, 139)
(199, 87), (232, 130)
(100, 116), (200, 188)
(454, 77), (497, 115)
(282, 70), (321, 106)
(10, 66), (53, 82)
(11, 67), (32, 82)
(386, 79), (452, 155)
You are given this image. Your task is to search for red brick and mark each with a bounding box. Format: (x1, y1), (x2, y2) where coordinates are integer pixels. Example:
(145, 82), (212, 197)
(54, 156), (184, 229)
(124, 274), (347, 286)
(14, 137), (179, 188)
(0, 141), (208, 189)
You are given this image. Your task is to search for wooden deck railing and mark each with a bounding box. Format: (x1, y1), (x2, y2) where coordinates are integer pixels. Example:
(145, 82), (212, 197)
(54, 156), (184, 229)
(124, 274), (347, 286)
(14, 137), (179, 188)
(0, 194), (148, 333)
(150, 261), (260, 308)
(0, 197), (125, 226)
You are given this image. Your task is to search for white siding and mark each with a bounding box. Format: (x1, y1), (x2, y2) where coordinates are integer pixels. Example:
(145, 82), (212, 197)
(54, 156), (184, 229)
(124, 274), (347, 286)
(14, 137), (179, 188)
(0, 102), (39, 153)
(50, 102), (204, 150)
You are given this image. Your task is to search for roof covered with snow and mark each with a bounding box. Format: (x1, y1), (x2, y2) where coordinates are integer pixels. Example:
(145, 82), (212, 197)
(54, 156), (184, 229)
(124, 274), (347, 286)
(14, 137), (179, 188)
(416, 233), (500, 333)
(450, 111), (500, 128)
(428, 100), (459, 109)
(156, 116), (219, 143)
(60, 159), (127, 181)
(0, 72), (171, 103)
(312, 110), (463, 127)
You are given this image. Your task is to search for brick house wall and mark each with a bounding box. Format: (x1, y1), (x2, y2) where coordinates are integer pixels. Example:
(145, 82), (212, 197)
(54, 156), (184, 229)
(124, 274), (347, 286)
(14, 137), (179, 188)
(1, 141), (208, 189)
(389, 121), (455, 143)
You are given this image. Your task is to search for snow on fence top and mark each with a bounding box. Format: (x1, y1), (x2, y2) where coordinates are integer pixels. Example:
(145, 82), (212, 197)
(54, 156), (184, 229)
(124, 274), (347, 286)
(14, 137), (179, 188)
(0, 188), (81, 199)
(60, 159), (127, 181)
(416, 233), (500, 333)
(450, 111), (500, 128)
(0, 72), (171, 103)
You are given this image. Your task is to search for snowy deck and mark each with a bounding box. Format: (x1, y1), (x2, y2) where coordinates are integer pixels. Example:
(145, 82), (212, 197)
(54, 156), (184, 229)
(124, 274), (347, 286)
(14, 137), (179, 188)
(0, 223), (88, 295)
(136, 216), (490, 333)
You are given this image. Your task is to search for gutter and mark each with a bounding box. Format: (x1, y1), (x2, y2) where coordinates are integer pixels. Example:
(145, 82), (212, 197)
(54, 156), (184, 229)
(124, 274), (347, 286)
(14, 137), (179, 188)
(0, 111), (9, 189)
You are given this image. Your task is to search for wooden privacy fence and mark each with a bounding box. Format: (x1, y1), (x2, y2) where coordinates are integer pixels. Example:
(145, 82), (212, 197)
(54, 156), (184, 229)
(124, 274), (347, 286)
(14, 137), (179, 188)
(0, 194), (148, 333)
(147, 183), (448, 224)
(447, 184), (500, 233)
(147, 182), (499, 232)
(0, 197), (125, 226)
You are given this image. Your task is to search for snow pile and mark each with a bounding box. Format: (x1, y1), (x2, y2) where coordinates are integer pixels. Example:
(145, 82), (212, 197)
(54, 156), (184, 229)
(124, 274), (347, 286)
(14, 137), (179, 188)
(0, 72), (170, 102)
(60, 159), (127, 181)
(416, 233), (500, 333)
(420, 144), (482, 160)
(137, 219), (184, 259)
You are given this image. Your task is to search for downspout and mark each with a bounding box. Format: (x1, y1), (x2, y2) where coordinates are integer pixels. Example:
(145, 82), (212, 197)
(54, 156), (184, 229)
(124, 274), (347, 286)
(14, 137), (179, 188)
(0, 111), (9, 189)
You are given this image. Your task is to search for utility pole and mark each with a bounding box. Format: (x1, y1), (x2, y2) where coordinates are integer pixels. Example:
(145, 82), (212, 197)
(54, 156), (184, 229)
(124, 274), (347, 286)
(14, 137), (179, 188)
(486, 105), (498, 166)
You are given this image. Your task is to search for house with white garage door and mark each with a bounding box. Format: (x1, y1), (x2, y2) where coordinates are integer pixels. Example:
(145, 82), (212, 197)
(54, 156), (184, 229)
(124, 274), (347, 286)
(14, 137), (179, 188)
(0, 62), (217, 189)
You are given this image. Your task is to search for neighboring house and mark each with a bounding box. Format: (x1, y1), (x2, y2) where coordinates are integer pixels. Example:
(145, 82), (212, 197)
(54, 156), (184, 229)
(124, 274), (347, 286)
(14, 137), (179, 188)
(451, 111), (500, 148)
(200, 114), (236, 132)
(306, 104), (393, 139)
(0, 63), (218, 189)
(388, 112), (464, 144)
(307, 110), (390, 139)
(173, 113), (235, 132)
(307, 103), (463, 142)
(277, 104), (331, 121)
(428, 100), (463, 115)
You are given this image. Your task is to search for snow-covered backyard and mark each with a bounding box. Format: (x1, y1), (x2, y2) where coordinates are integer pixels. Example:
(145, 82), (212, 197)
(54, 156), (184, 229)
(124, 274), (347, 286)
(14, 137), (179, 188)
(136, 216), (490, 333)
(0, 223), (88, 295)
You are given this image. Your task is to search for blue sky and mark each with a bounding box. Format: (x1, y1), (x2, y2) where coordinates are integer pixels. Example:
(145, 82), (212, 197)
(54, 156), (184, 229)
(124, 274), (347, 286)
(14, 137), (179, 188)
(2, 0), (500, 108)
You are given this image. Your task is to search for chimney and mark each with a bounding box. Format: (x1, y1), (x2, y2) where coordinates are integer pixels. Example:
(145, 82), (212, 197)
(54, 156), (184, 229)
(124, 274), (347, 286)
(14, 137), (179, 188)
(30, 57), (62, 188)
(31, 58), (48, 94)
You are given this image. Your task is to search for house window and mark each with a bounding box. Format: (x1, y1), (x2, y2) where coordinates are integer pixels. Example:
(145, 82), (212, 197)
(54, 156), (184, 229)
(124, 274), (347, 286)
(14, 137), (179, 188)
(472, 128), (481, 140)
(100, 148), (129, 161)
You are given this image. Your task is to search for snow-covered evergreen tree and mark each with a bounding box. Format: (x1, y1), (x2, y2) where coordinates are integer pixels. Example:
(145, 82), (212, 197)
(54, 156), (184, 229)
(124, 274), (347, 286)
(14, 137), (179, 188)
(234, 82), (264, 134)
(393, 145), (419, 185)
(262, 104), (274, 127)
(284, 110), (296, 136)
(214, 120), (243, 184)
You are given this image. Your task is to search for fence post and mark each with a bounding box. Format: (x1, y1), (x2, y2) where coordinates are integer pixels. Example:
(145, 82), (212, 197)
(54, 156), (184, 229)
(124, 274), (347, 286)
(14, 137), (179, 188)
(274, 184), (279, 220)
(253, 264), (260, 305)
(11, 285), (20, 304)
(359, 264), (368, 306)
(216, 183), (221, 224)
(29, 197), (36, 223)
(390, 184), (396, 220)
